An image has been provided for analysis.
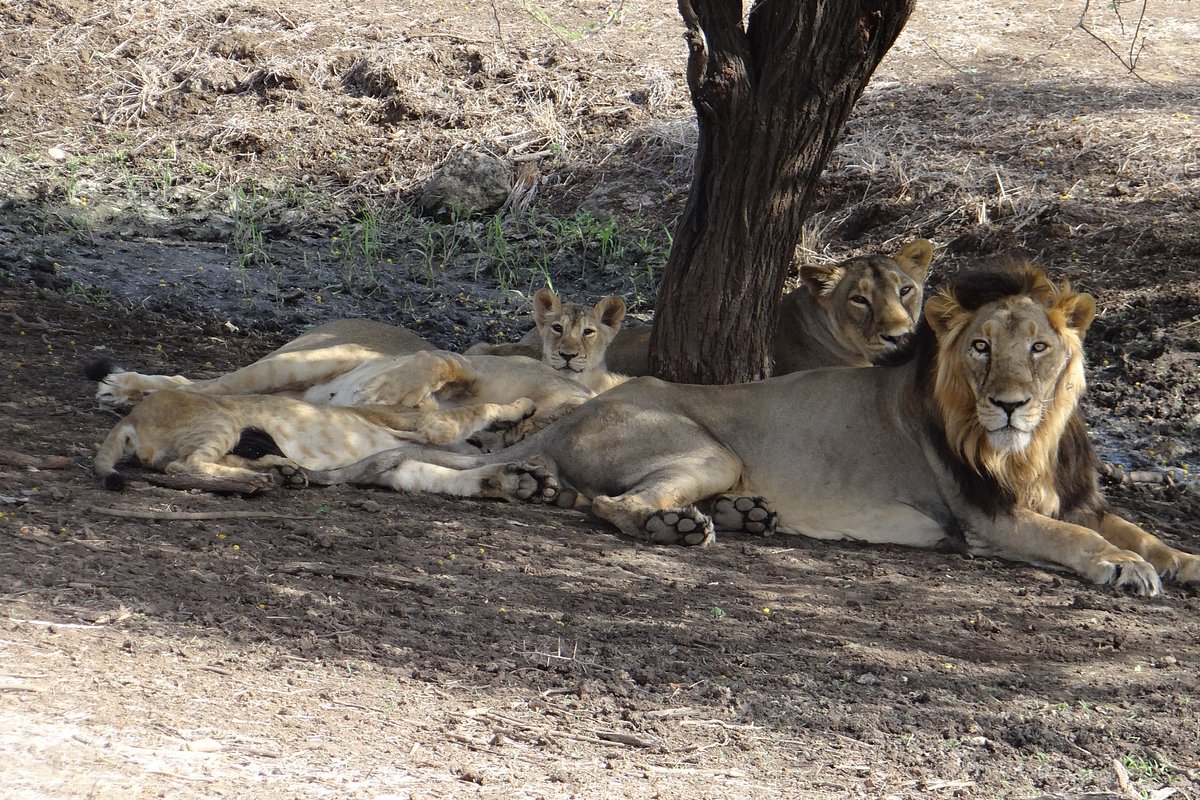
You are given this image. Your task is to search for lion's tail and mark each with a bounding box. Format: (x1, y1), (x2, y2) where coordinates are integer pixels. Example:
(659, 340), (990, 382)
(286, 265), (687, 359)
(93, 421), (136, 490)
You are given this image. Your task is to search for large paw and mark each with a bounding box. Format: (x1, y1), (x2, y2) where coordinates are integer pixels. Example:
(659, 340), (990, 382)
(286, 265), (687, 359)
(1163, 551), (1200, 585)
(1090, 551), (1161, 597)
(271, 464), (309, 489)
(94, 372), (142, 412)
(644, 507), (715, 547)
(512, 462), (559, 504)
(711, 495), (776, 535)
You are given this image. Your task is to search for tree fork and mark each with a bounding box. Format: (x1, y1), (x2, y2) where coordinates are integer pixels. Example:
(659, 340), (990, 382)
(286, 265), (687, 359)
(648, 0), (914, 384)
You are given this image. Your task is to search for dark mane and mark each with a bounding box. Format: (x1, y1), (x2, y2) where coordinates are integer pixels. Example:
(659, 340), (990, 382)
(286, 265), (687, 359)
(942, 258), (1053, 312)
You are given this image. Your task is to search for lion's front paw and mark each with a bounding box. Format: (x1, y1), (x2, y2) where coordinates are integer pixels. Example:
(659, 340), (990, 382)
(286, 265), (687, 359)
(1165, 552), (1200, 586)
(711, 495), (776, 535)
(1090, 551), (1161, 597)
(644, 507), (715, 547)
(271, 463), (309, 489)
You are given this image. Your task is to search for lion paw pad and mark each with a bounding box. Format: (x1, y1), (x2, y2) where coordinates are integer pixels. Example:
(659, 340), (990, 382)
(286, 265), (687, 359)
(274, 464), (309, 489)
(514, 464), (559, 504)
(712, 495), (776, 536)
(644, 507), (715, 547)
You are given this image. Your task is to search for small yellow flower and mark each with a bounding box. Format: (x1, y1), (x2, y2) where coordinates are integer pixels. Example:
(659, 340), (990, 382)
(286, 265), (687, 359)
(217, 533), (227, 540)
(232, 544), (240, 551)
(762, 607), (771, 615)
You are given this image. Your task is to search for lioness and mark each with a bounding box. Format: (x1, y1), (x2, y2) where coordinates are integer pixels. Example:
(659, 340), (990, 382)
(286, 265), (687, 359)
(473, 239), (932, 377)
(93, 388), (542, 497)
(89, 319), (594, 445)
(316, 261), (1198, 596)
(468, 288), (629, 393)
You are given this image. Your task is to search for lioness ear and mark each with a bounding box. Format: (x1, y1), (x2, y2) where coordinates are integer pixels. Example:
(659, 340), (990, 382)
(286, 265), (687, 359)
(532, 287), (561, 325)
(924, 290), (964, 336)
(800, 263), (845, 299)
(893, 238), (934, 282)
(1055, 289), (1096, 335)
(594, 295), (626, 332)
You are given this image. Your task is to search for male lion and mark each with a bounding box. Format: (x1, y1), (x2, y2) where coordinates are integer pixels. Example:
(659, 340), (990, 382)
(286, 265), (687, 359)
(89, 319), (593, 446)
(467, 288), (629, 393)
(93, 387), (544, 498)
(471, 239), (933, 377)
(315, 261), (1199, 596)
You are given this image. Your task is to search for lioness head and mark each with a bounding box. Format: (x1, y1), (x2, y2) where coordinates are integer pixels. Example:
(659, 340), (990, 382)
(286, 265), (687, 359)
(800, 238), (934, 364)
(925, 262), (1095, 461)
(532, 288), (626, 375)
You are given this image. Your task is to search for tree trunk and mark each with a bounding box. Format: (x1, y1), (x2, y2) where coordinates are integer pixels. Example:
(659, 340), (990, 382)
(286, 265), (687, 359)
(647, 0), (914, 384)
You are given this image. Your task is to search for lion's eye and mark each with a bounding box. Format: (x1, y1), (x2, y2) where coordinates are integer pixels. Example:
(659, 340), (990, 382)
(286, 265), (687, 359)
(551, 324), (564, 334)
(972, 339), (990, 354)
(1031, 341), (1049, 353)
(583, 328), (596, 337)
(899, 285), (913, 297)
(850, 295), (870, 306)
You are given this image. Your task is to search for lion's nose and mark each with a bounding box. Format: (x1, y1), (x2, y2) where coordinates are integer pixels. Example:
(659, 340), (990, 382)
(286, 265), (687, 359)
(990, 398), (1028, 418)
(560, 352), (577, 364)
(879, 332), (902, 345)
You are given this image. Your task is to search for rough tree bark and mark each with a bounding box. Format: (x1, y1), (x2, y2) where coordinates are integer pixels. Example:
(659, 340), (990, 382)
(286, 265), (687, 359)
(647, 0), (915, 384)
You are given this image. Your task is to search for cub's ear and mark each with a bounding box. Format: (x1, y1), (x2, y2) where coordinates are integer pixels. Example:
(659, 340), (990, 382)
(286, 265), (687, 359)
(893, 238), (934, 283)
(1054, 288), (1097, 335)
(593, 295), (626, 332)
(800, 263), (845, 299)
(924, 289), (965, 336)
(532, 287), (562, 326)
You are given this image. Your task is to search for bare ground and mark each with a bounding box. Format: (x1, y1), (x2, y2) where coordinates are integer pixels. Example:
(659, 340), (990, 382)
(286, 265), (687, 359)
(2, 1), (1200, 798)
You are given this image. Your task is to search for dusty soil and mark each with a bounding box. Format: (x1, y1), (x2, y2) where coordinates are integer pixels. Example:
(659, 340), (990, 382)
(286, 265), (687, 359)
(2, 1), (1200, 798)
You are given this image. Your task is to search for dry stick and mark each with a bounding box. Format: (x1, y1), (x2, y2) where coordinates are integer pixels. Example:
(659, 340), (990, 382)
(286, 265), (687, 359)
(0, 451), (74, 470)
(89, 506), (317, 522)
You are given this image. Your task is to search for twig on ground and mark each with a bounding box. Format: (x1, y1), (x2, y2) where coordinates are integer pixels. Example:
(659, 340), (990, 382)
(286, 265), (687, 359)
(0, 451), (74, 470)
(90, 506), (317, 521)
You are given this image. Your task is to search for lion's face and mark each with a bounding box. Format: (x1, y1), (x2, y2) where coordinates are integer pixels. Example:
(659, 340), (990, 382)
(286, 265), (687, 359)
(801, 238), (933, 364)
(926, 275), (1096, 457)
(532, 288), (626, 375)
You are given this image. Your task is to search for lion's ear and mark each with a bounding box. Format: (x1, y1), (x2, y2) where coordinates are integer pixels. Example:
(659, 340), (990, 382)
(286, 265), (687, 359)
(594, 295), (626, 332)
(532, 287), (561, 325)
(893, 238), (934, 283)
(800, 263), (845, 299)
(924, 290), (965, 336)
(1055, 289), (1096, 335)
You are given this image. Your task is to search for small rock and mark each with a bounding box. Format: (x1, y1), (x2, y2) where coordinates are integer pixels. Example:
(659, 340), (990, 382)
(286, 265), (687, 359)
(855, 672), (878, 685)
(966, 735), (989, 747)
(48, 147), (69, 161)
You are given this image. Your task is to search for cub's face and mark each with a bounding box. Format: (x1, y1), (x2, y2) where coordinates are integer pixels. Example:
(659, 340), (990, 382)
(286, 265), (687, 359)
(927, 287), (1096, 455)
(802, 238), (933, 364)
(532, 288), (626, 375)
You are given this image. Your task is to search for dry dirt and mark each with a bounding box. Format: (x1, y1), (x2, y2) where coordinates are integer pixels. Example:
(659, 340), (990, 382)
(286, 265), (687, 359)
(2, 1), (1200, 798)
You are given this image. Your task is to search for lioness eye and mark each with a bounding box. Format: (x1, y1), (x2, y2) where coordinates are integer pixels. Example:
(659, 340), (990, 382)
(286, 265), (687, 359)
(551, 324), (564, 333)
(972, 340), (990, 353)
(850, 295), (869, 306)
(583, 328), (596, 336)
(1031, 341), (1048, 353)
(899, 285), (913, 296)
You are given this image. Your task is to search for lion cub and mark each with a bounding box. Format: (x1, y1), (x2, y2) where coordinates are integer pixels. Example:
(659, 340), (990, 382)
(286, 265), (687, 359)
(93, 388), (536, 495)
(468, 288), (629, 393)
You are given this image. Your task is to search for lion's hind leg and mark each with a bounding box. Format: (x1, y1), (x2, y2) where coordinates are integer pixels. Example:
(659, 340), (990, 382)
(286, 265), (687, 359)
(89, 361), (194, 412)
(588, 453), (741, 548)
(359, 350), (481, 408)
(386, 398), (536, 446)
